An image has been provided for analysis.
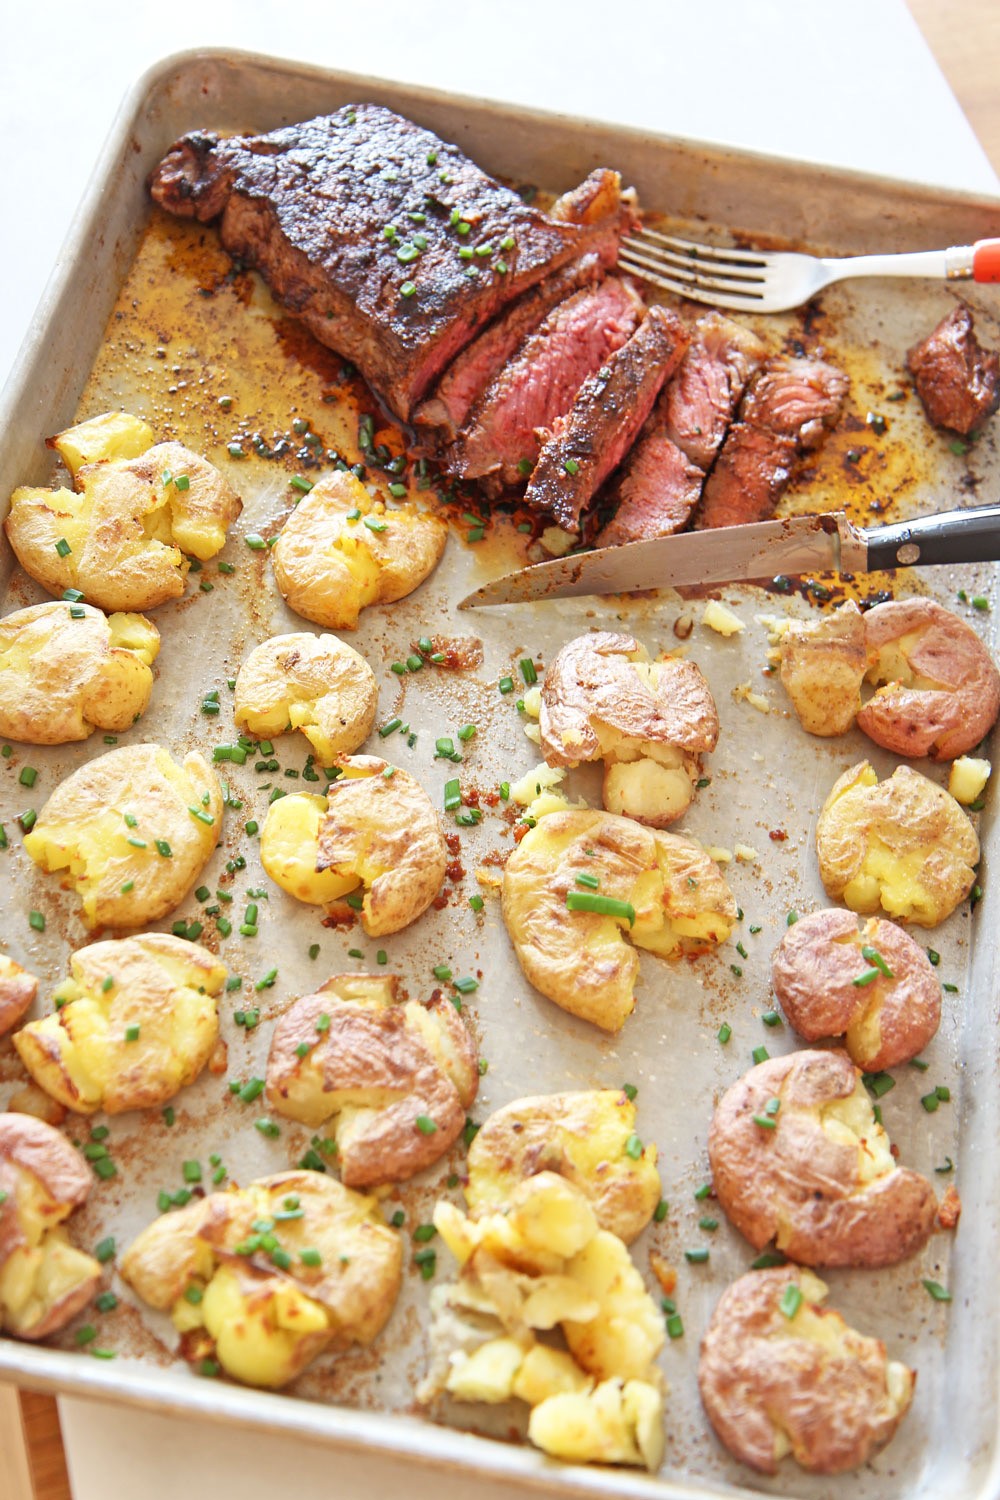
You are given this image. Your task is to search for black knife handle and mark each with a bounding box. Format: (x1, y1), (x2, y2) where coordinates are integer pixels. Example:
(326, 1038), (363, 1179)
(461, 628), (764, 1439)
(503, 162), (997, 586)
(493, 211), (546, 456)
(864, 504), (1000, 570)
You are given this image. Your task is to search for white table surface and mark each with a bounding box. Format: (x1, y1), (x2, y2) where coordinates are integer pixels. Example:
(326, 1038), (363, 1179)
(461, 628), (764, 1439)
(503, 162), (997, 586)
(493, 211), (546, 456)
(2, 0), (996, 1494)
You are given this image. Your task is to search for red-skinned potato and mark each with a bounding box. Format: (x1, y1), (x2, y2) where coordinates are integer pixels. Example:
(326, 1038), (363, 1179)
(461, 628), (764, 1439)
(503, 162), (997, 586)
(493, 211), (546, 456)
(778, 601), (866, 737)
(0, 955), (38, 1037)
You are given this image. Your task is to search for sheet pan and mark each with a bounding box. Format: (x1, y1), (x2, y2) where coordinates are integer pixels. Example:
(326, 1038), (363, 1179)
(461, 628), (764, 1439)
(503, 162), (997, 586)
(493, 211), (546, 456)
(1, 47), (999, 1500)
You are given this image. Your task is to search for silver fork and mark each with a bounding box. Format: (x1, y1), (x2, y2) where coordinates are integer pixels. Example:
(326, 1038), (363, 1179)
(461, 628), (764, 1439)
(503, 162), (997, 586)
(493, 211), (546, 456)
(619, 229), (1000, 313)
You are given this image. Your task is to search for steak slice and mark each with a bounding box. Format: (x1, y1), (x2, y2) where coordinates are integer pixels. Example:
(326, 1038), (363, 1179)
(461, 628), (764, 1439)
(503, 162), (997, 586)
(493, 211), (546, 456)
(412, 254), (603, 442)
(661, 313), (767, 469)
(907, 304), (1000, 436)
(149, 105), (629, 421)
(596, 433), (704, 545)
(696, 355), (848, 529)
(523, 305), (691, 532)
(447, 277), (642, 485)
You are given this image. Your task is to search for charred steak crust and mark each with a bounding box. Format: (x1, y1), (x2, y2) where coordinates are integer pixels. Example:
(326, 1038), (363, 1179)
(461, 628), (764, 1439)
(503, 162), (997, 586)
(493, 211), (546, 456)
(149, 105), (628, 421)
(907, 303), (1000, 437)
(523, 305), (691, 532)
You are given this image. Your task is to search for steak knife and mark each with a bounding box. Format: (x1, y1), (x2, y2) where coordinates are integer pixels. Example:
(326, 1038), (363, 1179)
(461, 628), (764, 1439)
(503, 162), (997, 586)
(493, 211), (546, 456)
(459, 505), (1000, 607)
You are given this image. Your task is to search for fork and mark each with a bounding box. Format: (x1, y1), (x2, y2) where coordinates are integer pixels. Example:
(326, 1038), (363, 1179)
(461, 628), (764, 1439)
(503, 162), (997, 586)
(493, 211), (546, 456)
(618, 229), (1000, 313)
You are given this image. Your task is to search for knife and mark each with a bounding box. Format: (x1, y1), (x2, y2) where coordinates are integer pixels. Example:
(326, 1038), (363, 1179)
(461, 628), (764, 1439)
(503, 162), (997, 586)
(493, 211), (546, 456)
(459, 505), (1000, 607)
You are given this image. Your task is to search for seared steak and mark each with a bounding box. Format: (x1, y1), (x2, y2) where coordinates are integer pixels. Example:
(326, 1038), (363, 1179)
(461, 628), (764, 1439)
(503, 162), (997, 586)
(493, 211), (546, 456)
(696, 355), (848, 529)
(524, 305), (690, 532)
(907, 304), (1000, 436)
(447, 277), (642, 485)
(596, 432), (703, 545)
(149, 105), (629, 421)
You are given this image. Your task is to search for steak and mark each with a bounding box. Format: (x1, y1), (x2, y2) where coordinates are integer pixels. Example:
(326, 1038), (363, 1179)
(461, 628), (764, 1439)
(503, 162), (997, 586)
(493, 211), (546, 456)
(907, 304), (1000, 436)
(447, 277), (642, 486)
(523, 305), (690, 532)
(149, 105), (629, 421)
(696, 355), (848, 529)
(596, 433), (703, 545)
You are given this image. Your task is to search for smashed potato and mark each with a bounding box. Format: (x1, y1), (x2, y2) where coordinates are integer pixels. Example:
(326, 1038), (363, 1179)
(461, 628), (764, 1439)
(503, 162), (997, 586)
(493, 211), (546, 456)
(537, 632), (719, 827)
(234, 631), (377, 764)
(502, 807), (737, 1031)
(0, 601), (159, 744)
(771, 909), (941, 1070)
(272, 472), (447, 631)
(857, 597), (1000, 760)
(708, 1049), (938, 1267)
(5, 415), (242, 610)
(421, 1173), (665, 1471)
(778, 600), (866, 737)
(699, 1267), (915, 1475)
(120, 1170), (402, 1388)
(466, 1091), (660, 1243)
(0, 1114), (101, 1339)
(816, 760), (979, 926)
(0, 954), (38, 1038)
(24, 744), (223, 928)
(265, 973), (478, 1187)
(261, 755), (447, 935)
(13, 934), (226, 1115)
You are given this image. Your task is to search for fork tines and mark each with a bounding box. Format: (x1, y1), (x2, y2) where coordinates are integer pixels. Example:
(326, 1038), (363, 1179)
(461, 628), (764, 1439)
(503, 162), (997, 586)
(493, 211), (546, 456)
(620, 230), (767, 307)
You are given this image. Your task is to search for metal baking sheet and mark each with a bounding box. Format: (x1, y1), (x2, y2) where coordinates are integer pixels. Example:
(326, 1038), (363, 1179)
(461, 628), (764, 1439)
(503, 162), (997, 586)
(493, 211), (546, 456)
(1, 47), (999, 1500)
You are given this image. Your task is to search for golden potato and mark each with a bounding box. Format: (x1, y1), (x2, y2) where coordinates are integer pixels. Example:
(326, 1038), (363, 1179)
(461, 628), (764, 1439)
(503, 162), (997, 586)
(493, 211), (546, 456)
(771, 909), (941, 1070)
(0, 1114), (101, 1340)
(265, 973), (478, 1187)
(120, 1170), (402, 1388)
(13, 934), (226, 1115)
(502, 807), (737, 1031)
(466, 1091), (660, 1243)
(23, 743), (223, 928)
(0, 954), (38, 1038)
(778, 600), (867, 736)
(529, 1377), (665, 1471)
(234, 631), (376, 764)
(49, 411), (153, 474)
(0, 601), (159, 744)
(816, 760), (979, 926)
(537, 632), (718, 827)
(5, 417), (242, 610)
(949, 755), (991, 805)
(857, 597), (1000, 760)
(272, 471), (447, 630)
(262, 756), (447, 935)
(708, 1049), (938, 1267)
(698, 1267), (915, 1475)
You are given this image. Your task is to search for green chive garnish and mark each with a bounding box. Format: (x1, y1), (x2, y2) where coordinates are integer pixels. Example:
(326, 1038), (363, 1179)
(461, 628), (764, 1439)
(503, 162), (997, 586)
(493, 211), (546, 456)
(779, 1283), (803, 1319)
(565, 892), (635, 924)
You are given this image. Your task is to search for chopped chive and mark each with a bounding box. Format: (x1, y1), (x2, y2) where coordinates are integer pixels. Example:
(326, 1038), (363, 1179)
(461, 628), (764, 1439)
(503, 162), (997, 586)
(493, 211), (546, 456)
(125, 1025), (140, 1043)
(520, 658), (538, 685)
(694, 1183), (713, 1201)
(244, 534), (267, 549)
(565, 892), (635, 924)
(468, 894), (484, 912)
(19, 766), (37, 788)
(255, 1118), (280, 1138)
(922, 1279), (952, 1302)
(415, 1115), (438, 1135)
(498, 676), (514, 694)
(762, 1010), (782, 1027)
(786, 910), (798, 926)
(94, 1236), (116, 1263)
(379, 718), (402, 738)
(684, 1248), (709, 1264)
(751, 1046), (769, 1065)
(95, 1292), (118, 1313)
(300, 1248), (323, 1267)
(624, 1134), (643, 1159)
(238, 1078), (264, 1103)
(779, 1283), (803, 1319)
(862, 944), (894, 976)
(752, 1114), (777, 1129)
(751, 1251), (787, 1269)
(563, 458), (579, 475)
(433, 965), (452, 982)
(28, 909), (45, 932)
(55, 537), (72, 557)
(454, 976), (478, 994)
(18, 810), (37, 832)
(852, 966), (881, 987)
(863, 1070), (896, 1098)
(654, 1199), (668, 1223)
(574, 872), (601, 890)
(717, 1023), (732, 1044)
(698, 1217), (719, 1232)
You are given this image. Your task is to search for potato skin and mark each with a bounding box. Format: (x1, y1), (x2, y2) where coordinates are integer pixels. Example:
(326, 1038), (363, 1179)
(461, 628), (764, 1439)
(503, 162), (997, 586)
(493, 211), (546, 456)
(708, 1049), (937, 1267)
(234, 631), (377, 762)
(698, 1267), (915, 1475)
(778, 600), (866, 736)
(857, 597), (1000, 760)
(815, 760), (979, 927)
(0, 955), (38, 1038)
(771, 909), (941, 1070)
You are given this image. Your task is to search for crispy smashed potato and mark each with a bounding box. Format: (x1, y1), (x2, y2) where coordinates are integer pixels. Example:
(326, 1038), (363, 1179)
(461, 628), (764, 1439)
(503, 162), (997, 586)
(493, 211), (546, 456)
(708, 1049), (938, 1267)
(5, 414), (242, 610)
(234, 632), (377, 764)
(699, 1267), (915, 1475)
(778, 600), (866, 736)
(466, 1091), (660, 1243)
(120, 1170), (402, 1388)
(0, 1114), (101, 1339)
(13, 934), (226, 1115)
(816, 760), (979, 926)
(771, 909), (941, 1070)
(537, 632), (718, 827)
(0, 954), (38, 1038)
(272, 472), (447, 631)
(857, 597), (1000, 760)
(0, 601), (159, 744)
(265, 973), (478, 1187)
(502, 807), (737, 1031)
(23, 744), (223, 928)
(421, 1173), (665, 1471)
(261, 755), (447, 935)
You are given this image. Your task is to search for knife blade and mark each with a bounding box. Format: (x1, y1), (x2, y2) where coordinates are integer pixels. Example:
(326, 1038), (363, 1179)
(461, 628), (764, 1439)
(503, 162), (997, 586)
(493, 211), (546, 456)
(459, 505), (1000, 607)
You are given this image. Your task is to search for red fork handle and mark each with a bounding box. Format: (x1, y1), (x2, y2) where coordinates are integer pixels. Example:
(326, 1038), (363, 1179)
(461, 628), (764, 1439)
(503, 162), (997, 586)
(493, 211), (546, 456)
(973, 238), (1000, 282)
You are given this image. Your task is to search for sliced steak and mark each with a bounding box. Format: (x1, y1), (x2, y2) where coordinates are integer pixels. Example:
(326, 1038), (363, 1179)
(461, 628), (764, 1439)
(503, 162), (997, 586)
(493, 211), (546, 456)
(523, 305), (690, 532)
(907, 304), (1000, 436)
(696, 355), (848, 530)
(412, 254), (603, 442)
(596, 432), (704, 545)
(149, 105), (629, 421)
(661, 313), (767, 469)
(551, 168), (632, 227)
(447, 277), (642, 485)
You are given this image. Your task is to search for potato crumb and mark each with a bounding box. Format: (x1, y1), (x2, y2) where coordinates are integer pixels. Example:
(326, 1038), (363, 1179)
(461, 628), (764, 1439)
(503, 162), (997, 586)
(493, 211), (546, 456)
(540, 526), (576, 557)
(511, 763), (566, 806)
(702, 600), (745, 636)
(733, 681), (770, 713)
(947, 756), (990, 805)
(734, 844), (759, 864)
(476, 867), (503, 890)
(648, 1250), (677, 1296)
(706, 846), (733, 864)
(523, 722), (541, 746)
